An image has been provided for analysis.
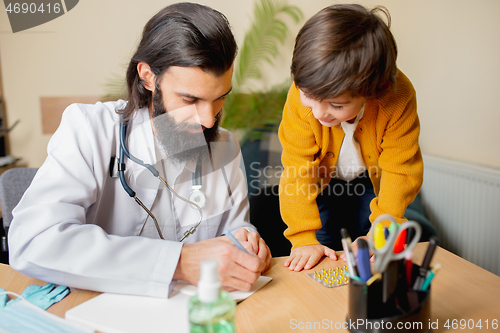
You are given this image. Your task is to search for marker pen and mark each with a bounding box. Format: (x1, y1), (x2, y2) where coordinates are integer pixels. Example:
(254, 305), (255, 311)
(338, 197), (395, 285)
(374, 224), (386, 249)
(383, 227), (389, 240)
(356, 239), (372, 283)
(393, 229), (406, 254)
(405, 251), (413, 288)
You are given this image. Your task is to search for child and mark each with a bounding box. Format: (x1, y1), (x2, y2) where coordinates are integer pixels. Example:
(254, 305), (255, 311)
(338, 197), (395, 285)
(278, 4), (423, 271)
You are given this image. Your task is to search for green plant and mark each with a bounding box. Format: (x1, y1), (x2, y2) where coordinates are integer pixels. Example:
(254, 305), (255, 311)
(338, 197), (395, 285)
(223, 0), (303, 143)
(102, 72), (127, 102)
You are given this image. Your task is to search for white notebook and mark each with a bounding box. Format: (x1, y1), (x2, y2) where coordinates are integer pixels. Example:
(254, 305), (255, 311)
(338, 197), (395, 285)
(65, 276), (272, 333)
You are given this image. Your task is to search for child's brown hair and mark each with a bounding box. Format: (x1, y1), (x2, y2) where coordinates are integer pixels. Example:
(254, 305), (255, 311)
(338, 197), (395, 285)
(291, 4), (397, 100)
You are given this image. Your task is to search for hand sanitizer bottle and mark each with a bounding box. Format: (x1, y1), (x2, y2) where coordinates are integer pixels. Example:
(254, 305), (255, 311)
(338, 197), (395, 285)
(189, 260), (236, 333)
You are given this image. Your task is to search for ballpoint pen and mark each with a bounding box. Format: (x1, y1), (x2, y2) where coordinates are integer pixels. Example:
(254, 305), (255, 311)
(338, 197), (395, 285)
(421, 263), (441, 291)
(413, 236), (438, 290)
(224, 229), (250, 254)
(340, 228), (359, 277)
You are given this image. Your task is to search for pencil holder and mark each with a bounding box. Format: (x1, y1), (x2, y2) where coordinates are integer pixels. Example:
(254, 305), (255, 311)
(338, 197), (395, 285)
(346, 263), (431, 333)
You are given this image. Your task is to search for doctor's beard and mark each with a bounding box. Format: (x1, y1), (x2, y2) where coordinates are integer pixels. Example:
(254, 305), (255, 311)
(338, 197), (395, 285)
(150, 86), (221, 165)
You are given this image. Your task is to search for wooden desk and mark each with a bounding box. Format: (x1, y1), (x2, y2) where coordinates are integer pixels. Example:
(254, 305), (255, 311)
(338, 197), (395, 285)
(237, 244), (500, 332)
(1, 243), (500, 332)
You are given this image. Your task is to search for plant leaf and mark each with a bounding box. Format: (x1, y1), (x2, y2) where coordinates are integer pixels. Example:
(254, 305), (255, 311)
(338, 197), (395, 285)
(101, 72), (127, 102)
(233, 0), (303, 91)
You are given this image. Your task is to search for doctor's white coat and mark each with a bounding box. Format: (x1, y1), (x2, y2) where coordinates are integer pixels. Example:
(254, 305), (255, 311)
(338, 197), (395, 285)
(8, 101), (254, 298)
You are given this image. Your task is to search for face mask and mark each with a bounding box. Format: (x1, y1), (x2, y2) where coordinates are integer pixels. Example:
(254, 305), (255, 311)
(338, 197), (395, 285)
(0, 291), (94, 333)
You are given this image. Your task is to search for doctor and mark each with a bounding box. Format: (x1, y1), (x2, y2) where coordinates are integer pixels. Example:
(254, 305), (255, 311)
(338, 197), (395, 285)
(8, 2), (271, 298)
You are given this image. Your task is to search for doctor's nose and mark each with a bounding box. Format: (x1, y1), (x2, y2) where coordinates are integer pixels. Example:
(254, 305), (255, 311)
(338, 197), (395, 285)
(196, 104), (218, 129)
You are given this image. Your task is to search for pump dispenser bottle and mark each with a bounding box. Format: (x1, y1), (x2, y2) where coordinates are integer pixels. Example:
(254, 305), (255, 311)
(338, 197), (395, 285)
(188, 260), (236, 333)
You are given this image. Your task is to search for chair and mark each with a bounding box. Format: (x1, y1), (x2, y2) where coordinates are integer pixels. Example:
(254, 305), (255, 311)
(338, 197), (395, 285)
(404, 193), (440, 244)
(249, 185), (291, 257)
(241, 127), (292, 257)
(0, 167), (38, 264)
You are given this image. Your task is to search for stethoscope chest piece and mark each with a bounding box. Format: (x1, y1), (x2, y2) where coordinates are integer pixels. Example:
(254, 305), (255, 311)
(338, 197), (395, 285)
(188, 188), (206, 209)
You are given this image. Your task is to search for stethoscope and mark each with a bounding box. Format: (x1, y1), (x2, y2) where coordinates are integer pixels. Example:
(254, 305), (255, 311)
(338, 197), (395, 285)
(117, 115), (206, 241)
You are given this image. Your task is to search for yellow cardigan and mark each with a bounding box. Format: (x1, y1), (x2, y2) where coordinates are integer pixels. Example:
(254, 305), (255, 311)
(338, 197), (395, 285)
(278, 70), (423, 249)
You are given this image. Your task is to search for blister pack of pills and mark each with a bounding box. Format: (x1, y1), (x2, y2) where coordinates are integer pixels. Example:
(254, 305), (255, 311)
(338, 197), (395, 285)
(308, 265), (349, 288)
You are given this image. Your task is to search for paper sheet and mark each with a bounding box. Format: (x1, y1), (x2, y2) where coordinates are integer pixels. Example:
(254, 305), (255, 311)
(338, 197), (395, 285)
(174, 275), (272, 301)
(66, 276), (272, 333)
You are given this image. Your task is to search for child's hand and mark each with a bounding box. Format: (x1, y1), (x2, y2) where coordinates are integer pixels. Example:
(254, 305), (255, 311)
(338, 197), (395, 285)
(284, 245), (337, 271)
(339, 236), (375, 263)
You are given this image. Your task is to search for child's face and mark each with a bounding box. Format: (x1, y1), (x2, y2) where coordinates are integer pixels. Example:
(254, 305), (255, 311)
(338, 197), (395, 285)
(299, 90), (367, 127)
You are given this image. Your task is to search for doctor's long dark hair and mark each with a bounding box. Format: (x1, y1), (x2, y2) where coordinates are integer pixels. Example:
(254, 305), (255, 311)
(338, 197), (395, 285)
(118, 2), (237, 120)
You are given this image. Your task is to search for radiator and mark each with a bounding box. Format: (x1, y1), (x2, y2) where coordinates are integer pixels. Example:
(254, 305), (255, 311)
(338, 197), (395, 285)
(420, 154), (500, 276)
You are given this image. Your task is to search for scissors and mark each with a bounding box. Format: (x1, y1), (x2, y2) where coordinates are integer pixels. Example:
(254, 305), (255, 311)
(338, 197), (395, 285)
(368, 214), (422, 273)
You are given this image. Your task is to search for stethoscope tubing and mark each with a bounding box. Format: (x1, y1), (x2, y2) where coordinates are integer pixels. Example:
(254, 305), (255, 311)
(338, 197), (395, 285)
(118, 117), (203, 241)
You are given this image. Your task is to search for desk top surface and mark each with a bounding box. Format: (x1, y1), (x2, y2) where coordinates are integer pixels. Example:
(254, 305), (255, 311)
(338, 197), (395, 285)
(2, 243), (500, 332)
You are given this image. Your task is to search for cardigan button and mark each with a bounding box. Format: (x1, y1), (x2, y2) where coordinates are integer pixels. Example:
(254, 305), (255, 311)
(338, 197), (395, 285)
(326, 152), (334, 158)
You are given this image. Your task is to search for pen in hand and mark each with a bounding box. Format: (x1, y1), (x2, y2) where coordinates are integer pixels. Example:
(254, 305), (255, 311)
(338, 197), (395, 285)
(224, 229), (250, 255)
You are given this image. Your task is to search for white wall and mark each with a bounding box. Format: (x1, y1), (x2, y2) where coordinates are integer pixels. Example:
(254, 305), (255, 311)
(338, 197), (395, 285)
(1, 0), (499, 169)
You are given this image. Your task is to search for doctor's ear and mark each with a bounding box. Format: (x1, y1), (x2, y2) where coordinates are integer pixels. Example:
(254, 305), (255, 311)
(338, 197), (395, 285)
(137, 62), (155, 92)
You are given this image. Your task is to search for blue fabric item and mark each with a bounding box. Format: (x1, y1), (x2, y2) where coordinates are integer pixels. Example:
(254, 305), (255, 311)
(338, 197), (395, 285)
(0, 288), (8, 308)
(8, 283), (70, 310)
(0, 291), (93, 333)
(21, 283), (70, 310)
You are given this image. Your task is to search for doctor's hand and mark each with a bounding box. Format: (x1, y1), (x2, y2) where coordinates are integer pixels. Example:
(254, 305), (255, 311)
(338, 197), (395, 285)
(284, 244), (337, 272)
(232, 228), (272, 271)
(174, 237), (266, 292)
